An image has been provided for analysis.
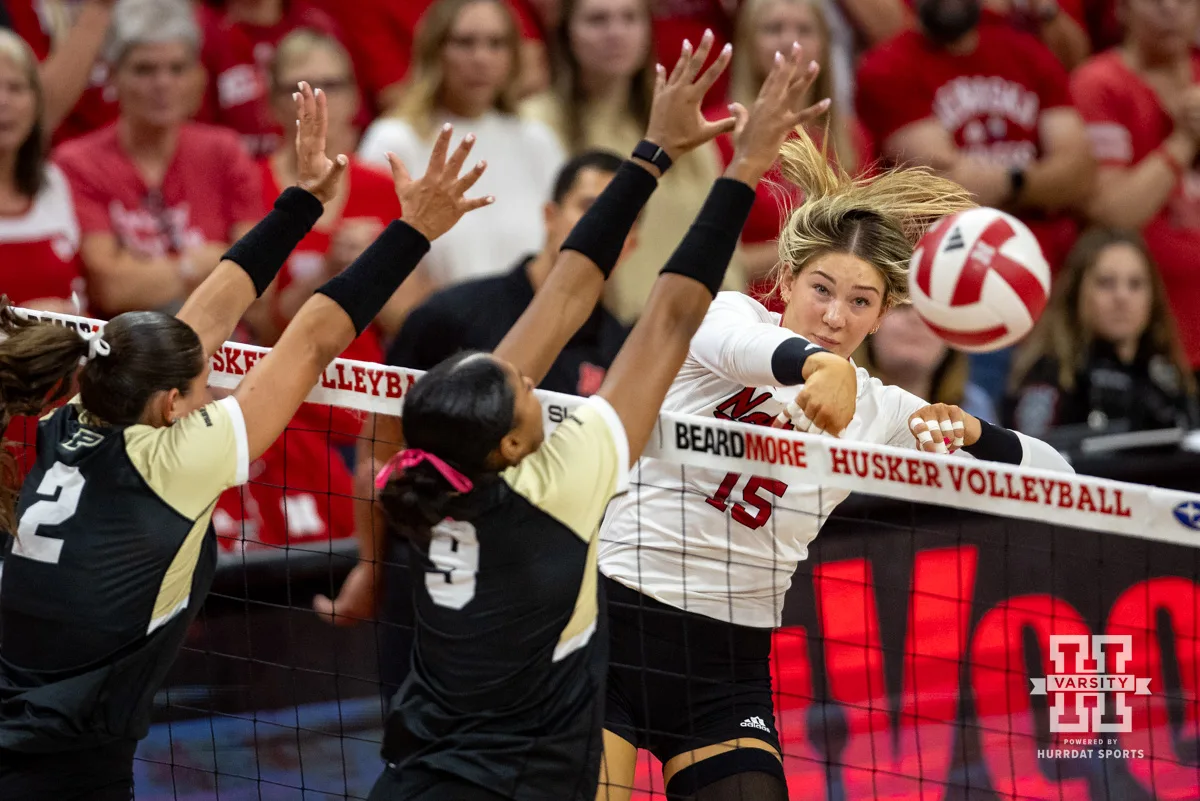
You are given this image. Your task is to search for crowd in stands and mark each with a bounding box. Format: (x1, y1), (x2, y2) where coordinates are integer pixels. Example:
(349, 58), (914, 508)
(1, 0), (1199, 552)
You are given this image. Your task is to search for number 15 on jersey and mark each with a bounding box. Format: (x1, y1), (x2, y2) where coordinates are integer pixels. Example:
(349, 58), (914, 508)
(705, 472), (788, 531)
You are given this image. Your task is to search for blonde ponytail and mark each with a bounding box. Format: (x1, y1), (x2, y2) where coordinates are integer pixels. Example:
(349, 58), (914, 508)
(771, 127), (976, 305)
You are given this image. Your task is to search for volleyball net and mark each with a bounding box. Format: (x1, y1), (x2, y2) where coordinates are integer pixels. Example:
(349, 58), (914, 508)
(7, 308), (1200, 801)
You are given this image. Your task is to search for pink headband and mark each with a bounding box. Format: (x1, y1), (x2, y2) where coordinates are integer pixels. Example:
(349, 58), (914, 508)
(375, 449), (474, 494)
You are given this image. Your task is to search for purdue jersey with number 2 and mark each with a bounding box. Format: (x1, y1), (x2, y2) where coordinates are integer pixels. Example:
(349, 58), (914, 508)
(0, 396), (249, 752)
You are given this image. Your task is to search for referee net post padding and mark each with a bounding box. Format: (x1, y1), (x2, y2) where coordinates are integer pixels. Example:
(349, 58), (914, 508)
(10, 307), (1200, 801)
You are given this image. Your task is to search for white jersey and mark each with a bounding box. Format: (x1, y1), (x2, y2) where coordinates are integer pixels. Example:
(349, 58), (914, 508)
(597, 292), (1070, 628)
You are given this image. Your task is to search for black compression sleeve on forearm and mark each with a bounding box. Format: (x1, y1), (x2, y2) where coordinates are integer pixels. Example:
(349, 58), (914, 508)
(963, 419), (1024, 464)
(558, 160), (658, 278)
(222, 187), (325, 296)
(659, 178), (757, 296)
(315, 220), (430, 335)
(770, 338), (830, 386)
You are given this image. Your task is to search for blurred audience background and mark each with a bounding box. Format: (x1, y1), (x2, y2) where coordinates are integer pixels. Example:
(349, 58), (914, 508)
(3, 0), (1199, 551)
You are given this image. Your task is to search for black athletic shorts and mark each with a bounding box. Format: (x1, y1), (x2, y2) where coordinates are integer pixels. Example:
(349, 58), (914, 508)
(602, 576), (781, 764)
(368, 764), (510, 801)
(0, 738), (136, 801)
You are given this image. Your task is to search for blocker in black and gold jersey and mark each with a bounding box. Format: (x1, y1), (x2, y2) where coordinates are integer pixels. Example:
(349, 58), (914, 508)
(379, 396), (629, 801)
(0, 395), (248, 755)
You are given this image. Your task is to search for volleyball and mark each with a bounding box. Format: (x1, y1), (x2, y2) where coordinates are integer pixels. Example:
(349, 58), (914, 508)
(908, 207), (1051, 353)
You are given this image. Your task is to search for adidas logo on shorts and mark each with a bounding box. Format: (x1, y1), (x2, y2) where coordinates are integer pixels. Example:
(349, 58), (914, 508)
(740, 716), (771, 733)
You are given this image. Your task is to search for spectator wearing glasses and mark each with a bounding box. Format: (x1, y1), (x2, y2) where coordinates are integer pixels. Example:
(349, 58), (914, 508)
(1071, 0), (1200, 375)
(358, 0), (563, 298)
(1006, 228), (1199, 437)
(54, 0), (261, 319)
(196, 0), (346, 158)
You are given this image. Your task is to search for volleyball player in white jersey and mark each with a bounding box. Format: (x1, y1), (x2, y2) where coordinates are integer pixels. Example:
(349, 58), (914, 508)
(595, 133), (1076, 800)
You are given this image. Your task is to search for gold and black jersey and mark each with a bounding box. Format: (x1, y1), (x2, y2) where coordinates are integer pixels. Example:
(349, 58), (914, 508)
(383, 396), (630, 801)
(0, 396), (249, 753)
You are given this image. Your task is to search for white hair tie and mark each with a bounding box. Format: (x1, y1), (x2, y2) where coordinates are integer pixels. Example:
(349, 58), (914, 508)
(78, 329), (110, 366)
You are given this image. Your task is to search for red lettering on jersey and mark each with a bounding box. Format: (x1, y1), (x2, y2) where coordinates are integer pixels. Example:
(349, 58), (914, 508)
(714, 387), (777, 427)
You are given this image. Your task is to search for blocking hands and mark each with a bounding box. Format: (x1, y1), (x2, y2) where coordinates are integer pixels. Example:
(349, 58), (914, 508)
(388, 125), (493, 241)
(294, 81), (349, 205)
(641, 30), (736, 162)
(726, 43), (830, 186)
(909, 403), (982, 454)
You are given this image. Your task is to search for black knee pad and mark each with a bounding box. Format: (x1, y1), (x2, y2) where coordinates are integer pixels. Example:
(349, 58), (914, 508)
(665, 747), (787, 801)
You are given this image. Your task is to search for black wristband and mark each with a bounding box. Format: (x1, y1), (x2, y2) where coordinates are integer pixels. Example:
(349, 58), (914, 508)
(315, 220), (430, 335)
(771, 338), (830, 386)
(223, 186), (324, 296)
(559, 160), (658, 278)
(659, 178), (757, 296)
(963, 419), (1024, 465)
(632, 139), (673, 173)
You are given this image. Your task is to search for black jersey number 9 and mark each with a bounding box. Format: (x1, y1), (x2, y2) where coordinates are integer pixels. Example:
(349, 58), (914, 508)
(12, 462), (86, 565)
(425, 518), (480, 610)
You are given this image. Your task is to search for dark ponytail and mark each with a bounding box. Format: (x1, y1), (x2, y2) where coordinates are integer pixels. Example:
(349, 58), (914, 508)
(0, 297), (90, 534)
(378, 352), (516, 549)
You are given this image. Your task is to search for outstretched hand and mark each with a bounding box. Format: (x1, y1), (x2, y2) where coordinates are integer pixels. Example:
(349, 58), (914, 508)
(389, 124), (493, 241)
(294, 81), (349, 205)
(725, 43), (829, 186)
(642, 29), (735, 162)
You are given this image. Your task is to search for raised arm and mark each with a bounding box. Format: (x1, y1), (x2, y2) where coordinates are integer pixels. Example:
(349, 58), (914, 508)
(232, 126), (491, 462)
(493, 31), (735, 384)
(176, 82), (348, 358)
(598, 45), (833, 463)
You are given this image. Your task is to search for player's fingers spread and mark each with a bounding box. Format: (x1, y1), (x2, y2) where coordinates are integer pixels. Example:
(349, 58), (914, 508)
(684, 29), (715, 84)
(386, 152), (412, 189)
(697, 42), (733, 94)
(453, 160), (487, 195)
(668, 39), (692, 85)
(427, 122), (453, 176)
(792, 98), (831, 128)
(460, 193), (496, 213)
(444, 133), (476, 182)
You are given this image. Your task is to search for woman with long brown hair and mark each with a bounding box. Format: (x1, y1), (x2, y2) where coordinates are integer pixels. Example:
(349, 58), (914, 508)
(522, 0), (736, 322)
(1006, 227), (1199, 437)
(358, 0), (564, 293)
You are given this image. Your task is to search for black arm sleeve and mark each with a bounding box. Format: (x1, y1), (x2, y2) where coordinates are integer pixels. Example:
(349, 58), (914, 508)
(963, 419), (1025, 464)
(770, 338), (830, 386)
(316, 221), (430, 335)
(222, 187), (325, 296)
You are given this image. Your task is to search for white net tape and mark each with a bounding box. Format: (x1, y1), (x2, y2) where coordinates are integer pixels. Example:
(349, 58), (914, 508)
(20, 307), (1200, 546)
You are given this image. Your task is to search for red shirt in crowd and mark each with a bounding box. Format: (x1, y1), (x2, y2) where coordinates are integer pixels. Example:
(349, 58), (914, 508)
(0, 163), (86, 477)
(5, 0), (118, 143)
(213, 404), (354, 552)
(197, 0), (344, 159)
(55, 123), (262, 312)
(856, 12), (1079, 269)
(1071, 50), (1200, 367)
(652, 0), (734, 105)
(259, 158), (400, 442)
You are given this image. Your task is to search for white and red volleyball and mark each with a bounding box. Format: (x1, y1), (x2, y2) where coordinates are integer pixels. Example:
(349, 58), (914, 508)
(908, 208), (1051, 353)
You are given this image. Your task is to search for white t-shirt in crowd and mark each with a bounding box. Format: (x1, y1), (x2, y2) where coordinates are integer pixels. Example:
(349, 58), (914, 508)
(358, 111), (565, 288)
(598, 292), (1073, 628)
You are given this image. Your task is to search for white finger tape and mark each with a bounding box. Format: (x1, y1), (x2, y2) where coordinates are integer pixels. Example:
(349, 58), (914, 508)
(910, 417), (924, 432)
(952, 436), (965, 448)
(924, 418), (940, 434)
(793, 411), (814, 432)
(916, 429), (934, 444)
(939, 419), (955, 434)
(952, 420), (965, 431)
